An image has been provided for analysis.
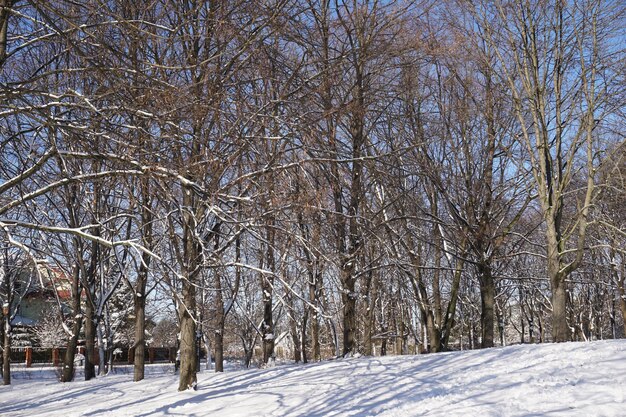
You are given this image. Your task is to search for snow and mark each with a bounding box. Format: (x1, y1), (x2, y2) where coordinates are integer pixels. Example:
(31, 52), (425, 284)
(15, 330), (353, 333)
(10, 315), (37, 326)
(1, 340), (624, 416)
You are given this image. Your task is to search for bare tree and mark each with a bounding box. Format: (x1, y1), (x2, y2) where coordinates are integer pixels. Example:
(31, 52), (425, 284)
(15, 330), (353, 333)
(474, 0), (624, 341)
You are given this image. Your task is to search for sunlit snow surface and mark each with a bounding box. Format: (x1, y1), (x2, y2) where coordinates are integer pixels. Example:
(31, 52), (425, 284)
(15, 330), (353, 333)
(1, 340), (624, 416)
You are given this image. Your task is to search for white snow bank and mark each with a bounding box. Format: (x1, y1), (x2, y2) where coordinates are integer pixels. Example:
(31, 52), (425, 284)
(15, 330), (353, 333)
(0, 340), (624, 416)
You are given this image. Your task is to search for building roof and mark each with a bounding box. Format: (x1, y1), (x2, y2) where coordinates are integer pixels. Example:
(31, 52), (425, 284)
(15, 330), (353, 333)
(11, 314), (37, 327)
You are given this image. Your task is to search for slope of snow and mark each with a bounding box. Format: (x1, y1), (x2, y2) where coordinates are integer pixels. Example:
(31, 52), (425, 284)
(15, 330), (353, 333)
(1, 340), (624, 416)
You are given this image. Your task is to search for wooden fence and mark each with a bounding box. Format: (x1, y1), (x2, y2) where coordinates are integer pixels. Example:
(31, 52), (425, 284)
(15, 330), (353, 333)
(9, 347), (177, 367)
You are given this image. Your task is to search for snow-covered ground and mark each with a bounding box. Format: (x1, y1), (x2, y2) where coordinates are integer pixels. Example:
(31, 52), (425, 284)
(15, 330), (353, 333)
(1, 340), (624, 416)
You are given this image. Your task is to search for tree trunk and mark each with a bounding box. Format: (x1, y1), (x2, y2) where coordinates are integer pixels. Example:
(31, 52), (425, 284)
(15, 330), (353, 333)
(83, 212), (101, 381)
(134, 181), (152, 382)
(497, 304), (505, 346)
(214, 328), (224, 372)
(341, 267), (357, 356)
(105, 313), (114, 374)
(478, 262), (495, 348)
(262, 279), (275, 364)
(380, 331), (387, 356)
(84, 299), (96, 380)
(2, 255), (12, 385)
(178, 188), (199, 391)
(306, 246), (321, 361)
(284, 280), (301, 363)
(290, 314), (301, 363)
(241, 334), (255, 368)
(204, 336), (212, 371)
(363, 269), (376, 356)
(97, 322), (106, 375)
(430, 198), (443, 329)
(178, 223), (199, 387)
(441, 255), (465, 350)
(299, 214), (322, 362)
(311, 300), (321, 361)
(178, 298), (197, 391)
(61, 266), (82, 383)
(425, 310), (440, 353)
(518, 285), (526, 344)
(408, 264), (441, 353)
(1, 311), (4, 381)
(2, 315), (10, 385)
(395, 313), (405, 355)
(62, 317), (82, 382)
(262, 223), (276, 365)
(550, 268), (569, 342)
(213, 274), (225, 372)
(615, 256), (626, 338)
(301, 306), (308, 363)
(212, 222), (225, 373)
(618, 274), (626, 337)
(133, 291), (146, 382)
(327, 318), (340, 357)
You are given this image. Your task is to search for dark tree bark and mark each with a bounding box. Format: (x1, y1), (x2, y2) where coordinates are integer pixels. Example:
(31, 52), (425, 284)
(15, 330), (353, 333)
(441, 255), (465, 350)
(2, 253), (11, 385)
(213, 266), (225, 373)
(132, 267), (148, 381)
(178, 187), (200, 391)
(2, 315), (9, 386)
(134, 181), (153, 382)
(310, 272), (322, 361)
(60, 183), (86, 383)
(298, 212), (322, 361)
(178, 294), (197, 391)
(84, 238), (99, 381)
(478, 262), (495, 348)
(84, 295), (96, 380)
(363, 268), (376, 356)
(290, 312), (302, 363)
(616, 257), (626, 337)
(262, 289), (275, 364)
(62, 265), (83, 383)
(261, 240), (275, 364)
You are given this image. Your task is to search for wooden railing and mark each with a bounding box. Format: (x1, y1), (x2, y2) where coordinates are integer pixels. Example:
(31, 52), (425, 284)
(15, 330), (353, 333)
(9, 347), (177, 367)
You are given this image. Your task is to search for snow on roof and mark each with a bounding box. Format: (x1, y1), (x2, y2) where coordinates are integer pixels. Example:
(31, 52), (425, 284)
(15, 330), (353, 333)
(11, 314), (37, 327)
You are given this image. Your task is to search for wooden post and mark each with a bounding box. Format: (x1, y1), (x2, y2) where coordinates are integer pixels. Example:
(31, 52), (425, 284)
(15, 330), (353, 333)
(78, 346), (85, 366)
(25, 347), (32, 368)
(149, 347), (154, 364)
(52, 348), (59, 366)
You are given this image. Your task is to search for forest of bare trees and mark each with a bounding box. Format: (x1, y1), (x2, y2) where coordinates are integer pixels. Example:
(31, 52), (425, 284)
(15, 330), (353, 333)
(0, 0), (624, 391)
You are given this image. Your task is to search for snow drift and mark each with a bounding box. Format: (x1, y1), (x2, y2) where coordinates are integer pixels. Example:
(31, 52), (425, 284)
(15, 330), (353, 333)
(0, 339), (624, 416)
